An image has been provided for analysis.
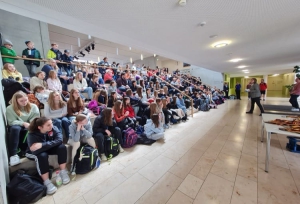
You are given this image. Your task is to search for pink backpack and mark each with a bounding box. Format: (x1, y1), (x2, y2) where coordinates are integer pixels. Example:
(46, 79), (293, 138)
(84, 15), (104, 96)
(88, 100), (106, 115)
(122, 127), (138, 148)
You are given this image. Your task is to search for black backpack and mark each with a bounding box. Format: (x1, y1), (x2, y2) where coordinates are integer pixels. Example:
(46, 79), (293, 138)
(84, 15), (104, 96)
(7, 170), (47, 204)
(73, 144), (99, 174)
(104, 136), (120, 160)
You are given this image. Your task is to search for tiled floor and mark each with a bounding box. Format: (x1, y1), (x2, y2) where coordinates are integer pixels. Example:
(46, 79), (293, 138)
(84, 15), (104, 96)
(37, 97), (300, 204)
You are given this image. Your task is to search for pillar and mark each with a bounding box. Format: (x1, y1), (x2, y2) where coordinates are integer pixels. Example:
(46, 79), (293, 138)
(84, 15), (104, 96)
(263, 75), (268, 98)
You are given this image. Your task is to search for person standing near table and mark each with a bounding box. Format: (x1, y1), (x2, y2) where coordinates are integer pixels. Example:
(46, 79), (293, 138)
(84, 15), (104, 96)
(259, 79), (268, 101)
(289, 77), (300, 111)
(235, 82), (241, 100)
(246, 78), (265, 116)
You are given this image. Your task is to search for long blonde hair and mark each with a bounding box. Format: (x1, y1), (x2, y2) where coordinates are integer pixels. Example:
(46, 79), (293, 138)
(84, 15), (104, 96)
(11, 91), (32, 116)
(75, 72), (83, 81)
(3, 63), (19, 74)
(48, 70), (57, 80)
(150, 103), (158, 118)
(48, 91), (66, 109)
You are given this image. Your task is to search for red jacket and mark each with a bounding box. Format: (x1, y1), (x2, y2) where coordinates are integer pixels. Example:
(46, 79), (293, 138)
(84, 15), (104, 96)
(104, 72), (113, 82)
(113, 109), (126, 123)
(259, 83), (267, 91)
(124, 106), (135, 118)
(291, 82), (300, 95)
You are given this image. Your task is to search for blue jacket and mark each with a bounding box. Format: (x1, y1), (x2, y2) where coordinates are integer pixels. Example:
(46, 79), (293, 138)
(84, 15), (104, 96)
(41, 64), (54, 80)
(176, 98), (186, 110)
(144, 119), (164, 137)
(235, 84), (241, 90)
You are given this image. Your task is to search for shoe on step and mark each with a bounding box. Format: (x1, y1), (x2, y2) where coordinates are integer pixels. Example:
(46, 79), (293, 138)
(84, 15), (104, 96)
(59, 169), (70, 185)
(291, 108), (299, 112)
(10, 155), (21, 166)
(44, 180), (57, 195)
(100, 154), (107, 161)
(119, 144), (124, 153)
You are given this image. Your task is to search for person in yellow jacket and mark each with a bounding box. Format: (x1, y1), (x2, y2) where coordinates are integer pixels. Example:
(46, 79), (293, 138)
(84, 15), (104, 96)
(2, 63), (24, 82)
(47, 43), (62, 63)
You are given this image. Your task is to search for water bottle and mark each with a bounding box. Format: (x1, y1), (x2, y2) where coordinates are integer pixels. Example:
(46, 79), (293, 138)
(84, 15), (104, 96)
(55, 171), (62, 187)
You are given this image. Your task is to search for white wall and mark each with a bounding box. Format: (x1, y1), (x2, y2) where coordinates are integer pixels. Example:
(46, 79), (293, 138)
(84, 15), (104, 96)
(131, 56), (157, 69)
(190, 65), (224, 89)
(160, 59), (183, 72)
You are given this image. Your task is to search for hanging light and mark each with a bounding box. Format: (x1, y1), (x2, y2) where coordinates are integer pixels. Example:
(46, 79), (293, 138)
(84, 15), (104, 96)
(130, 58), (133, 63)
(91, 43), (95, 50)
(79, 51), (85, 57)
(141, 54), (143, 60)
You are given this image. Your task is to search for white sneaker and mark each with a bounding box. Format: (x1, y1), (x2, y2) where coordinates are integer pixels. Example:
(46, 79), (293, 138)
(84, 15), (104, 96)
(10, 155), (20, 166)
(59, 170), (70, 185)
(100, 154), (107, 161)
(119, 145), (124, 153)
(292, 108), (300, 112)
(44, 180), (57, 195)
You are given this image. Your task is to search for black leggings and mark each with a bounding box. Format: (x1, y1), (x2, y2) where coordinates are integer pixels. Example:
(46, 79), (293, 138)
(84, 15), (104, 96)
(289, 94), (299, 109)
(26, 144), (67, 175)
(93, 127), (122, 154)
(8, 125), (27, 156)
(249, 97), (264, 113)
(163, 109), (171, 124)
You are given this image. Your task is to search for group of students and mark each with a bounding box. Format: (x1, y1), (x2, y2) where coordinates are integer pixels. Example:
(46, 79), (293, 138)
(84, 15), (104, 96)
(2, 39), (227, 196)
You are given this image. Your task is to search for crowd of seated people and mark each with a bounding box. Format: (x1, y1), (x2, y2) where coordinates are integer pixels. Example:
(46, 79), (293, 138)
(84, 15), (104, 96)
(1, 39), (225, 195)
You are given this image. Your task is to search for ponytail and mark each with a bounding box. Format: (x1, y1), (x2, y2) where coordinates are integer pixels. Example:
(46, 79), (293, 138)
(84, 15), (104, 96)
(28, 117), (51, 132)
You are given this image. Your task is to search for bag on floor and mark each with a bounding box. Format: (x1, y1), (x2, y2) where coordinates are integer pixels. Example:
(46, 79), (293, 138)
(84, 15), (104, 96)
(122, 127), (138, 148)
(229, 95), (236, 100)
(199, 99), (210, 112)
(73, 144), (99, 174)
(7, 170), (47, 204)
(104, 136), (120, 159)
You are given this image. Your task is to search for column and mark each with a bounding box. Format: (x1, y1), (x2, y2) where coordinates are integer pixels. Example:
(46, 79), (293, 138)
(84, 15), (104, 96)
(263, 75), (268, 99)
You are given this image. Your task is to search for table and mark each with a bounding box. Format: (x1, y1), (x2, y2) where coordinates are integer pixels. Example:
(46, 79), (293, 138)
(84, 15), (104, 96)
(261, 114), (300, 172)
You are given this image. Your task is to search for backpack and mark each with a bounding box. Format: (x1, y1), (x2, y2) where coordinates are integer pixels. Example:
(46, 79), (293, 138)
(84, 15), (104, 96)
(136, 125), (144, 135)
(88, 100), (105, 115)
(7, 170), (47, 204)
(104, 136), (120, 159)
(199, 99), (210, 112)
(27, 93), (43, 109)
(122, 127), (138, 148)
(73, 144), (99, 174)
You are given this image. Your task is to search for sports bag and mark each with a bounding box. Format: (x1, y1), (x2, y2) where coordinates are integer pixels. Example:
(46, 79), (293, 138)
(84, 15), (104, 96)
(122, 127), (138, 148)
(199, 99), (210, 112)
(73, 144), (99, 174)
(104, 136), (120, 159)
(7, 170), (47, 204)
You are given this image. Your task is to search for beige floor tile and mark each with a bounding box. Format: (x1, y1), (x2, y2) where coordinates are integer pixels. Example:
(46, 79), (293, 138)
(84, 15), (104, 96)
(166, 190), (194, 204)
(237, 154), (258, 182)
(139, 155), (176, 183)
(210, 153), (240, 182)
(69, 196), (87, 204)
(136, 172), (183, 204)
(231, 175), (257, 204)
(202, 140), (225, 159)
(83, 173), (127, 204)
(95, 173), (153, 204)
(178, 174), (203, 199)
(36, 196), (55, 204)
(221, 141), (243, 158)
(190, 156), (215, 180)
(119, 157), (150, 178)
(194, 173), (234, 204)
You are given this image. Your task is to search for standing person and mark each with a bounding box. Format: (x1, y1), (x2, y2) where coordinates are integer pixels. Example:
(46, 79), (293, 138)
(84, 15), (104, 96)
(6, 91), (40, 166)
(289, 77), (300, 111)
(47, 43), (62, 64)
(0, 39), (17, 65)
(22, 41), (42, 77)
(259, 79), (268, 101)
(223, 82), (229, 99)
(25, 117), (70, 195)
(246, 78), (265, 116)
(61, 50), (74, 77)
(246, 81), (252, 100)
(235, 82), (241, 100)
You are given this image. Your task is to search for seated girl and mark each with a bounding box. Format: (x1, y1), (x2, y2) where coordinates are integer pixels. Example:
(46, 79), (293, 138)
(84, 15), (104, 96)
(73, 72), (93, 102)
(93, 108), (124, 161)
(93, 89), (108, 106)
(26, 117), (70, 195)
(125, 89), (141, 115)
(142, 88), (154, 103)
(108, 91), (117, 108)
(130, 80), (137, 92)
(155, 98), (166, 127)
(47, 70), (63, 93)
(68, 114), (98, 173)
(44, 91), (71, 139)
(89, 74), (101, 92)
(30, 71), (47, 91)
(113, 100), (130, 131)
(94, 69), (105, 85)
(67, 89), (85, 121)
(144, 114), (164, 140)
(158, 89), (166, 99)
(2, 63), (24, 83)
(6, 91), (40, 166)
(169, 96), (186, 120)
(162, 98), (172, 128)
(33, 85), (50, 104)
(123, 97), (140, 127)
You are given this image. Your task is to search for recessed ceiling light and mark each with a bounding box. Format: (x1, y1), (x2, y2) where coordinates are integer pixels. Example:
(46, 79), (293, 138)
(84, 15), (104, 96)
(229, 58), (242, 62)
(245, 76), (249, 78)
(237, 65), (247, 69)
(244, 71), (249, 73)
(212, 40), (231, 48)
(242, 69), (249, 72)
(273, 74), (279, 76)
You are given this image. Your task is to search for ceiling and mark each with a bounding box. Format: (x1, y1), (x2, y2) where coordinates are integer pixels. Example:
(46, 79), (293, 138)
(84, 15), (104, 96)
(1, 0), (300, 77)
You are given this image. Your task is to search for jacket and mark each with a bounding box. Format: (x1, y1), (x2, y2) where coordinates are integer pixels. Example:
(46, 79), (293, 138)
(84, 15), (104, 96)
(69, 120), (93, 142)
(0, 46), (17, 64)
(6, 104), (40, 126)
(89, 80), (100, 92)
(67, 102), (84, 116)
(73, 79), (88, 90)
(291, 82), (300, 95)
(47, 48), (62, 60)
(43, 103), (67, 119)
(47, 78), (62, 92)
(27, 126), (62, 155)
(41, 64), (54, 80)
(259, 83), (268, 91)
(61, 54), (73, 68)
(249, 83), (261, 98)
(223, 85), (229, 91)
(30, 76), (47, 91)
(107, 86), (117, 96)
(2, 78), (30, 106)
(92, 111), (117, 134)
(22, 48), (41, 66)
(116, 77), (127, 87)
(104, 72), (113, 82)
(124, 105), (135, 118)
(2, 69), (23, 82)
(144, 119), (164, 138)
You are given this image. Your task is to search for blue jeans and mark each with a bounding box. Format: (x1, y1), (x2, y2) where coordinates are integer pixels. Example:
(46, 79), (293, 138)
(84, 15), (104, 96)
(59, 78), (69, 91)
(64, 66), (73, 77)
(52, 117), (71, 139)
(80, 87), (93, 99)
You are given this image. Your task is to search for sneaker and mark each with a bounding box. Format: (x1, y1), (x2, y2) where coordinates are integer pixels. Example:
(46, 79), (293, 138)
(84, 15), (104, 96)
(59, 169), (70, 185)
(44, 180), (57, 195)
(119, 144), (124, 153)
(95, 157), (101, 169)
(70, 164), (75, 175)
(10, 155), (20, 166)
(100, 154), (107, 161)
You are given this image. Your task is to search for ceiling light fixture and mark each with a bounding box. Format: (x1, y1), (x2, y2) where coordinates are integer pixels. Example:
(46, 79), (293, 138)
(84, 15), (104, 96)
(237, 65), (247, 69)
(245, 76), (249, 78)
(273, 74), (279, 76)
(130, 58), (132, 63)
(154, 54), (156, 57)
(141, 54), (143, 60)
(91, 43), (95, 50)
(242, 69), (249, 72)
(244, 71), (249, 73)
(178, 0), (187, 7)
(212, 40), (231, 48)
(229, 58), (242, 62)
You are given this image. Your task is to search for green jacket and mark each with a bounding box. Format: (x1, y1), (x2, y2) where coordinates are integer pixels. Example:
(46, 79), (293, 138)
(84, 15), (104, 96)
(6, 104), (40, 126)
(0, 46), (17, 64)
(22, 48), (41, 67)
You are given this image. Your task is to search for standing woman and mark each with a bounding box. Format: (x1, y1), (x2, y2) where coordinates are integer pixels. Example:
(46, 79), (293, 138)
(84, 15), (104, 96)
(235, 82), (241, 100)
(6, 91), (40, 166)
(22, 41), (42, 77)
(73, 72), (93, 102)
(67, 89), (85, 121)
(289, 77), (300, 111)
(68, 114), (98, 173)
(93, 108), (124, 161)
(246, 78), (265, 116)
(26, 117), (70, 195)
(259, 79), (268, 101)
(44, 92), (70, 139)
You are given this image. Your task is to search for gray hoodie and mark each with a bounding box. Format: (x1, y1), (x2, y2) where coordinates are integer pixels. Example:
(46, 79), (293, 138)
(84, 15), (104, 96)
(69, 120), (93, 142)
(249, 83), (261, 98)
